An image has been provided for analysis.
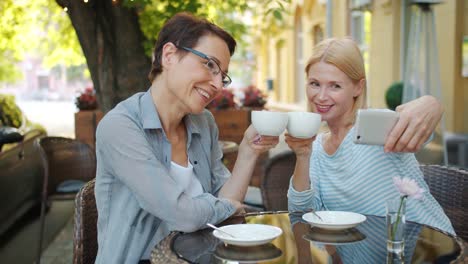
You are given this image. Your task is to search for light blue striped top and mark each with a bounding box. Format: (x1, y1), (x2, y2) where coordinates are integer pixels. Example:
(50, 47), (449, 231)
(288, 126), (455, 235)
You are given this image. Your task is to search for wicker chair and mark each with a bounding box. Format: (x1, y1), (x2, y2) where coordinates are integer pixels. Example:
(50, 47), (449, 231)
(420, 164), (468, 241)
(35, 137), (96, 264)
(74, 179), (98, 264)
(260, 151), (296, 211)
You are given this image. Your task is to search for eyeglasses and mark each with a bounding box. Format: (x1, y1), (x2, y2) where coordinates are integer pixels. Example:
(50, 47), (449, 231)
(178, 46), (232, 88)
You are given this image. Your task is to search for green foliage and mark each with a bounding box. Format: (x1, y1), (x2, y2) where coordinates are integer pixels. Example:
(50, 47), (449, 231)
(0, 0), (28, 83)
(67, 64), (90, 82)
(124, 0), (285, 57)
(0, 94), (23, 128)
(0, 93), (45, 132)
(0, 0), (85, 84)
(1, 0), (288, 90)
(133, 0), (250, 56)
(385, 81), (403, 111)
(250, 0), (291, 38)
(36, 0), (85, 68)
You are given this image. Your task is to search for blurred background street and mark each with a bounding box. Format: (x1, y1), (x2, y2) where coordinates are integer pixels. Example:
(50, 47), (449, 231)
(16, 100), (75, 138)
(1, 0), (467, 263)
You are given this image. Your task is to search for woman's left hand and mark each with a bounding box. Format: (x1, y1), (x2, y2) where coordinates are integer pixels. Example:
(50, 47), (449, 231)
(384, 95), (443, 153)
(243, 125), (279, 155)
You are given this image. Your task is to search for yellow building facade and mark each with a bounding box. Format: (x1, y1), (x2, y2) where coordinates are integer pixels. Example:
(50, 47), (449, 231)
(254, 0), (468, 134)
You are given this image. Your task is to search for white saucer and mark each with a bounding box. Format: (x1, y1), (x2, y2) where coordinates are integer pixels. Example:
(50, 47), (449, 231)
(302, 211), (367, 230)
(212, 224), (283, 247)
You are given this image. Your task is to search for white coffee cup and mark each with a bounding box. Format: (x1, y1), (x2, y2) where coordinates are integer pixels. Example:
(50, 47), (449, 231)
(251, 110), (288, 136)
(287, 112), (321, 138)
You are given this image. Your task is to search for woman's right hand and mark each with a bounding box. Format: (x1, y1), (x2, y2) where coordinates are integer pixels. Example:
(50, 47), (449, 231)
(242, 125), (280, 156)
(285, 133), (315, 192)
(227, 199), (247, 215)
(284, 133), (315, 159)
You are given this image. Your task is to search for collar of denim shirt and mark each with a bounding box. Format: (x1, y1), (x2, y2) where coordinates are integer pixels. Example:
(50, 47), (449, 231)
(141, 89), (202, 136)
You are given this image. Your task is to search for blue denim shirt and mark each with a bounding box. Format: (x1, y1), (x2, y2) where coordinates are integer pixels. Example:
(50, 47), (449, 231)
(94, 90), (236, 263)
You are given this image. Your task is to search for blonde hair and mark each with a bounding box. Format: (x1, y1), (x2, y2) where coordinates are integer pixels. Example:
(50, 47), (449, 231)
(305, 37), (367, 117)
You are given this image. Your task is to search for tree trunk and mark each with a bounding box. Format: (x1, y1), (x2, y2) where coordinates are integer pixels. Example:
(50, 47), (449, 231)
(55, 0), (151, 112)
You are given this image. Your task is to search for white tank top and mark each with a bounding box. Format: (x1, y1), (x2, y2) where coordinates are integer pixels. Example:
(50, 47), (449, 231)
(169, 160), (204, 197)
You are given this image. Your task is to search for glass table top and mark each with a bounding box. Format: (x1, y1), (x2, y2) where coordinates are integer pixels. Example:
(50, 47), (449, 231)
(152, 211), (466, 264)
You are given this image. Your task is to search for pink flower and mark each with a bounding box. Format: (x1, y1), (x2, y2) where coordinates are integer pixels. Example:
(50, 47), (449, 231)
(75, 86), (98, 111)
(242, 85), (267, 107)
(392, 177), (425, 199)
(389, 177), (424, 241)
(206, 89), (237, 110)
(84, 87), (94, 93)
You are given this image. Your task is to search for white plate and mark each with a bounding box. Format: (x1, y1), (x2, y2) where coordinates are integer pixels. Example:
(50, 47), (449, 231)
(302, 211), (367, 230)
(212, 224), (283, 247)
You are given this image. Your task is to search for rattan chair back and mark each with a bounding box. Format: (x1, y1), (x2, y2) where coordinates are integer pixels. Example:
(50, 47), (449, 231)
(73, 179), (98, 264)
(35, 136), (96, 264)
(260, 151), (296, 211)
(420, 164), (468, 241)
(36, 137), (96, 196)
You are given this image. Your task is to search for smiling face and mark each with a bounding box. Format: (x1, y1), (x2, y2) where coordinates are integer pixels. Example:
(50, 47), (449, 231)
(306, 61), (363, 128)
(163, 34), (231, 114)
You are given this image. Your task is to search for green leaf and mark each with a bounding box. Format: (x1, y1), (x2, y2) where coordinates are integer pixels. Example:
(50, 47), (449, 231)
(0, 0), (85, 83)
(273, 9), (282, 20)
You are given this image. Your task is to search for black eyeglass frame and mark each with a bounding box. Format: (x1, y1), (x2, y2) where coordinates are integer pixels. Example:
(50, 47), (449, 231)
(178, 46), (232, 87)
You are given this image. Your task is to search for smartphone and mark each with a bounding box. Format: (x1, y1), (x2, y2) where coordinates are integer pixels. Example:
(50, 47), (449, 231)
(353, 109), (399, 145)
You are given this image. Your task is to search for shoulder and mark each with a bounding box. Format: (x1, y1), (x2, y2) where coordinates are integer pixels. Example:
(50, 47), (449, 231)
(111, 92), (146, 114)
(199, 109), (216, 125)
(101, 93), (145, 124)
(97, 93), (146, 142)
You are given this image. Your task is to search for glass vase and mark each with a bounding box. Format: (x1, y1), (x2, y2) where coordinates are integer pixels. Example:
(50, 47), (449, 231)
(386, 197), (406, 254)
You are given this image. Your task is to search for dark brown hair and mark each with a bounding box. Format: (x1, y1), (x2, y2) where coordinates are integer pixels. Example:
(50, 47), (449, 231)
(148, 12), (236, 82)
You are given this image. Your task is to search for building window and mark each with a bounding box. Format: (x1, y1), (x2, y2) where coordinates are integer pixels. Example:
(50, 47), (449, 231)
(464, 0), (468, 77)
(463, 36), (468, 77)
(349, 0), (372, 10)
(274, 41), (283, 101)
(295, 13), (305, 104)
(350, 10), (372, 75)
(349, 0), (372, 107)
(313, 25), (324, 45)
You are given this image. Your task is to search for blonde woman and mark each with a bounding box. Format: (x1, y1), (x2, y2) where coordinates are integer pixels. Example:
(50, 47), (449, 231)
(286, 37), (453, 236)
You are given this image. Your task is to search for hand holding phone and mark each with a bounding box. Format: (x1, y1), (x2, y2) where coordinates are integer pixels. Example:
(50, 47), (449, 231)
(353, 109), (399, 145)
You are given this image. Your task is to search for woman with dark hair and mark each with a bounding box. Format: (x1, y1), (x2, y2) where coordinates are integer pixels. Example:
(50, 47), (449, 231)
(94, 12), (279, 263)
